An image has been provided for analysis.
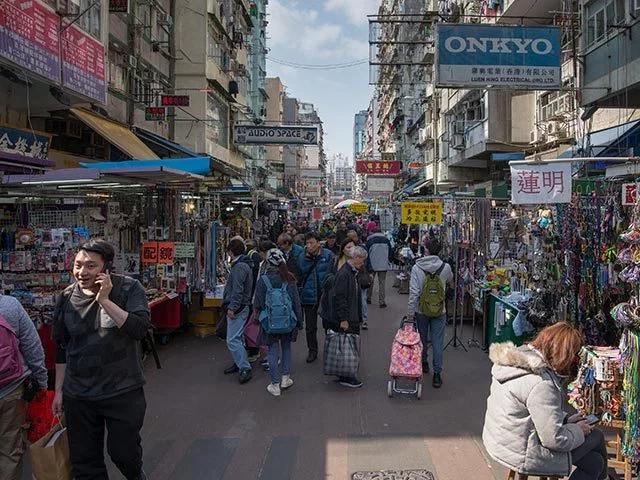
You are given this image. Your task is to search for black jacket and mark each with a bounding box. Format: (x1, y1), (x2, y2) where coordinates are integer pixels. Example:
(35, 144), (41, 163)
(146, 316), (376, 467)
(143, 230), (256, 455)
(329, 263), (362, 333)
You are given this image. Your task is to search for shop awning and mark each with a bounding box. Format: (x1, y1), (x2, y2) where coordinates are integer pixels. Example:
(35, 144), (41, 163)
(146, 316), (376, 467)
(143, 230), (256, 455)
(0, 151), (54, 173)
(132, 127), (198, 158)
(80, 157), (212, 176)
(412, 179), (432, 193)
(70, 108), (159, 160)
(395, 175), (425, 198)
(559, 119), (640, 159)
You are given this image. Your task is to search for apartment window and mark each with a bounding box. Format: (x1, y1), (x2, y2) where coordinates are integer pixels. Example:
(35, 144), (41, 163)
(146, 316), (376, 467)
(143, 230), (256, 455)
(72, 0), (101, 39)
(206, 92), (229, 148)
(585, 0), (625, 47)
(539, 85), (575, 121)
(107, 50), (126, 92)
(133, 76), (152, 104)
(155, 8), (170, 46)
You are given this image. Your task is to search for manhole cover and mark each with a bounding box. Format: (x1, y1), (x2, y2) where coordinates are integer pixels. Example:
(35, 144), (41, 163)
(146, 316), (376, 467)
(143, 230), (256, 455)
(352, 470), (435, 480)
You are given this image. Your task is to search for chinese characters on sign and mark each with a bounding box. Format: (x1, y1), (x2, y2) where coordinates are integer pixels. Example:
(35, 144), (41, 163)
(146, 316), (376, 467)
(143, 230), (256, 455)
(109, 0), (129, 13)
(62, 26), (107, 104)
(348, 204), (369, 215)
(145, 107), (166, 121)
(141, 242), (158, 264)
(355, 160), (401, 176)
(157, 242), (175, 264)
(142, 242), (175, 264)
(160, 95), (190, 107)
(400, 202), (443, 225)
(0, 127), (51, 159)
(510, 163), (571, 205)
(622, 183), (638, 206)
(174, 242), (195, 258)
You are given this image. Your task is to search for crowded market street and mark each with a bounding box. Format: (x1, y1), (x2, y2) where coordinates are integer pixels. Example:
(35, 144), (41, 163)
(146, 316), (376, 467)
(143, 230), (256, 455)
(23, 276), (504, 480)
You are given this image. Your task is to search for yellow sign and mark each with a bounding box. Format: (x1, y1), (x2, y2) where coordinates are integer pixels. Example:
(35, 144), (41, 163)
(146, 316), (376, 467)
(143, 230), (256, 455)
(348, 203), (368, 214)
(401, 201), (443, 225)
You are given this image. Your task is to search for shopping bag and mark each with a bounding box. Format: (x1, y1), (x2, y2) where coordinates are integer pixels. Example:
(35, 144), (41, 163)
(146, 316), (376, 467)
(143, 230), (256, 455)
(323, 331), (360, 377)
(30, 420), (72, 480)
(25, 390), (56, 443)
(244, 310), (261, 348)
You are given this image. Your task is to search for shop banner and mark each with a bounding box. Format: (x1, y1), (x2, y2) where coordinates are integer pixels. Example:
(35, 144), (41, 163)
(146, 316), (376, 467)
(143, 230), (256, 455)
(622, 183), (638, 205)
(401, 201), (443, 225)
(356, 160), (401, 175)
(0, 126), (50, 159)
(157, 242), (175, 264)
(435, 24), (561, 90)
(0, 0), (61, 83)
(349, 204), (368, 214)
(141, 242), (158, 264)
(233, 125), (319, 145)
(62, 26), (106, 104)
(312, 208), (322, 220)
(367, 177), (395, 192)
(174, 242), (195, 258)
(510, 163), (571, 204)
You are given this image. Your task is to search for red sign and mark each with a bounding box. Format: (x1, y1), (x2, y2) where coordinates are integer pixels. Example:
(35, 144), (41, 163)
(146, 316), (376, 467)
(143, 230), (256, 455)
(408, 162), (424, 169)
(0, 0), (61, 83)
(145, 107), (166, 121)
(622, 183), (637, 205)
(157, 242), (175, 264)
(142, 242), (158, 264)
(312, 208), (322, 220)
(160, 95), (190, 107)
(355, 160), (401, 176)
(62, 26), (106, 104)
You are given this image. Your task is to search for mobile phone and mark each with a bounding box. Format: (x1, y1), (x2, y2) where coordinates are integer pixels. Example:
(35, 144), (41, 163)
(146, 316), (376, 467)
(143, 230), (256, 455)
(585, 414), (600, 425)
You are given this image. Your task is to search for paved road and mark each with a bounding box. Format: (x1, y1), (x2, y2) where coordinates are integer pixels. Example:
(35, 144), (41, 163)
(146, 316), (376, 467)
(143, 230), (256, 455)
(26, 276), (506, 480)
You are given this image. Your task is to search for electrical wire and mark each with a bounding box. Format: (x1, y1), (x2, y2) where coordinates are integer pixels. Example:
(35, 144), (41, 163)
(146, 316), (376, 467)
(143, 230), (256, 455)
(266, 56), (369, 70)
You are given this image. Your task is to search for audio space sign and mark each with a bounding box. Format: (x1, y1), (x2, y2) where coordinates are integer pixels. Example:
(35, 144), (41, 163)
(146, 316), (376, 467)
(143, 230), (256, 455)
(435, 24), (561, 90)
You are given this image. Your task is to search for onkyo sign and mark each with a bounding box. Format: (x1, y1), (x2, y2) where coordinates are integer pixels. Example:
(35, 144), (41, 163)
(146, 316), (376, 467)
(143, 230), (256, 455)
(435, 24), (561, 89)
(233, 125), (319, 145)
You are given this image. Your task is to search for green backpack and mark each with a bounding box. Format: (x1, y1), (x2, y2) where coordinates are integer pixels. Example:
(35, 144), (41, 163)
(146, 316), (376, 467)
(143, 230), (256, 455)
(418, 263), (446, 317)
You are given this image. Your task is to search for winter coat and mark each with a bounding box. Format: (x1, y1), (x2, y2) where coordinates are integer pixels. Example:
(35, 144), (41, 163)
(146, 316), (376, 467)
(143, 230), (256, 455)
(297, 248), (334, 305)
(482, 342), (585, 477)
(407, 255), (453, 317)
(366, 232), (394, 272)
(253, 271), (303, 344)
(284, 243), (304, 280)
(328, 262), (362, 334)
(222, 255), (254, 313)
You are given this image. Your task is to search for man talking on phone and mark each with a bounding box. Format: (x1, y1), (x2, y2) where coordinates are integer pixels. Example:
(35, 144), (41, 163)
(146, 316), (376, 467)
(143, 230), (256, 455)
(52, 239), (151, 480)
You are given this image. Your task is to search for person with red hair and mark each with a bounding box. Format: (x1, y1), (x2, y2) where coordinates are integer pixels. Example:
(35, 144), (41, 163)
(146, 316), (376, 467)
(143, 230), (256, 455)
(483, 322), (610, 480)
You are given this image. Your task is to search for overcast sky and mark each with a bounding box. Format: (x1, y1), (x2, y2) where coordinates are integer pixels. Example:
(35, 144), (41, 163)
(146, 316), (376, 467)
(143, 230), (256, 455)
(266, 0), (378, 164)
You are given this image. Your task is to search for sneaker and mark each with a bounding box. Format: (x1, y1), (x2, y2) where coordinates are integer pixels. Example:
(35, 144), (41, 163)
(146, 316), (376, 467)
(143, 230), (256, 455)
(380, 302), (387, 308)
(281, 375), (294, 389)
(239, 369), (252, 384)
(267, 383), (281, 396)
(433, 373), (442, 388)
(339, 377), (363, 388)
(261, 359), (270, 371)
(361, 322), (368, 330)
(248, 354), (260, 363)
(224, 364), (239, 375)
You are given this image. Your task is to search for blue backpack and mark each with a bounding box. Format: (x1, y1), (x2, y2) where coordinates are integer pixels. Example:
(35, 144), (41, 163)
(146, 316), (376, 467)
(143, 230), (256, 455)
(259, 276), (297, 334)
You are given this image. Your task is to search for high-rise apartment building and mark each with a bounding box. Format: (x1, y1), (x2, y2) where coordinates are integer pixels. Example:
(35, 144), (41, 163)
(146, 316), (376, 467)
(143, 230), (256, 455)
(265, 77), (285, 190)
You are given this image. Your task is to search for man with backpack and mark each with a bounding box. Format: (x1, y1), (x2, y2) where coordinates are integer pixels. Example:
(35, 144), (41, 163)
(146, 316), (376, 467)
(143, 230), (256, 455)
(407, 237), (453, 389)
(52, 239), (151, 480)
(0, 295), (47, 479)
(298, 231), (334, 363)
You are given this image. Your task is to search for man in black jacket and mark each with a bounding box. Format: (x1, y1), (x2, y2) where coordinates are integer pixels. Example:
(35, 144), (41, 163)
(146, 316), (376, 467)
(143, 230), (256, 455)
(52, 239), (150, 480)
(330, 246), (368, 388)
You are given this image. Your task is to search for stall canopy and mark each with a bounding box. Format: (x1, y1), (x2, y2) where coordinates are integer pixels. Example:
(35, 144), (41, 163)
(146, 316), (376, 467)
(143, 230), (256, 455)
(559, 119), (640, 160)
(0, 152), (55, 173)
(70, 108), (159, 160)
(133, 127), (198, 158)
(81, 157), (212, 176)
(394, 175), (426, 199)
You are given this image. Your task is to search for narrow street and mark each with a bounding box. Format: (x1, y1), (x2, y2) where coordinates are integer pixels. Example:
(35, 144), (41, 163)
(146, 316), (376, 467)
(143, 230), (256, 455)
(112, 278), (500, 479)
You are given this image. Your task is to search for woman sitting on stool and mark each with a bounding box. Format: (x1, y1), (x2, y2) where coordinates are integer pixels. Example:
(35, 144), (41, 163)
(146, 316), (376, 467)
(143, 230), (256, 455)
(483, 322), (610, 480)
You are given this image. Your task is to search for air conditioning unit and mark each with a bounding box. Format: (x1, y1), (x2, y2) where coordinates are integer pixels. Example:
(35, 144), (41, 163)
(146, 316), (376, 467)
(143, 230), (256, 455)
(555, 126), (569, 140)
(548, 122), (557, 135)
(157, 13), (173, 26)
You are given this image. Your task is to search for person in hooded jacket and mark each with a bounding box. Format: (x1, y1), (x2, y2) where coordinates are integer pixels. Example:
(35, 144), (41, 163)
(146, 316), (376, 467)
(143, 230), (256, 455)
(222, 237), (254, 384)
(254, 249), (303, 397)
(407, 236), (453, 388)
(483, 322), (609, 480)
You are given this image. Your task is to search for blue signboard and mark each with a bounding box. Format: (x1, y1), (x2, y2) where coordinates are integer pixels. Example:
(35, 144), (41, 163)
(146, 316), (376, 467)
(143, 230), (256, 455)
(491, 152), (525, 161)
(0, 126), (51, 159)
(435, 24), (561, 89)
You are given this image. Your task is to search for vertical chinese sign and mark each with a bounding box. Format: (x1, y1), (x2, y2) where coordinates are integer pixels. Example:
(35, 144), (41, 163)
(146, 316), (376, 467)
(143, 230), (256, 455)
(0, 0), (61, 83)
(62, 26), (106, 104)
(510, 163), (572, 205)
(622, 183), (638, 206)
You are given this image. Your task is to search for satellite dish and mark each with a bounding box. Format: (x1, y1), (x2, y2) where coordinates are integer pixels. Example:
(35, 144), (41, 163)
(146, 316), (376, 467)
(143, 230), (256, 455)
(241, 207), (253, 219)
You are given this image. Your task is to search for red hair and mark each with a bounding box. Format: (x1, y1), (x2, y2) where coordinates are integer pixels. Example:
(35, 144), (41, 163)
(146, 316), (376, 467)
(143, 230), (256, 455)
(530, 322), (584, 376)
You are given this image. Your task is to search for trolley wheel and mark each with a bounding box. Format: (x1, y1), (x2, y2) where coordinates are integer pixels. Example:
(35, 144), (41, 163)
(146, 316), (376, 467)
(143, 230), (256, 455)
(387, 380), (393, 397)
(416, 381), (423, 399)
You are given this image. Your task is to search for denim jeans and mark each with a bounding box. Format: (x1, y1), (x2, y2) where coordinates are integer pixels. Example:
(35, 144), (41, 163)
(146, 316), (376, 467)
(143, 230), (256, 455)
(267, 337), (292, 384)
(361, 289), (368, 322)
(226, 307), (251, 371)
(367, 271), (387, 304)
(415, 313), (446, 374)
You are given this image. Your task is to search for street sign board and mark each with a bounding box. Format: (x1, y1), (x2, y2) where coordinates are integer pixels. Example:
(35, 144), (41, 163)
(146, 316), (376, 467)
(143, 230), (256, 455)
(233, 125), (319, 145)
(355, 160), (401, 175)
(109, 0), (129, 13)
(160, 94), (190, 107)
(510, 163), (571, 204)
(435, 24), (561, 90)
(145, 107), (166, 121)
(367, 177), (395, 192)
(349, 204), (369, 214)
(401, 202), (443, 225)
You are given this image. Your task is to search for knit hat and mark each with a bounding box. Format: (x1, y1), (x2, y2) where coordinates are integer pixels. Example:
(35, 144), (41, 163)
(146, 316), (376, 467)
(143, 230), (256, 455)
(267, 248), (286, 267)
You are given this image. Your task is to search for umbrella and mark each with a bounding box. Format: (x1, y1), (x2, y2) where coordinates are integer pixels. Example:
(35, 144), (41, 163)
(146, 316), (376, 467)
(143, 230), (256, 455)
(334, 199), (365, 209)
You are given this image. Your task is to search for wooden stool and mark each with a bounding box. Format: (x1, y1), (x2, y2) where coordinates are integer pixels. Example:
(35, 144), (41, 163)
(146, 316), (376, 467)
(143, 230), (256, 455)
(507, 471), (561, 480)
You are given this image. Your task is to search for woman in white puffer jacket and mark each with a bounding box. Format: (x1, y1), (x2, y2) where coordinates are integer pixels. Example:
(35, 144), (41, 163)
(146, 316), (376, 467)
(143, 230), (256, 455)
(482, 322), (610, 480)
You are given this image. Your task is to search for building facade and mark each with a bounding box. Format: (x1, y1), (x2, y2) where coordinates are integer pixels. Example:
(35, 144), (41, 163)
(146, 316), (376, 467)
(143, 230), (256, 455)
(265, 76), (285, 190)
(298, 102), (327, 203)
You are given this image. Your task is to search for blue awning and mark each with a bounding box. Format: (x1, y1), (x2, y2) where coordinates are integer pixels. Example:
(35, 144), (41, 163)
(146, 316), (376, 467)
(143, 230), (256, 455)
(132, 127), (199, 158)
(80, 157), (212, 176)
(559, 120), (640, 159)
(395, 175), (426, 198)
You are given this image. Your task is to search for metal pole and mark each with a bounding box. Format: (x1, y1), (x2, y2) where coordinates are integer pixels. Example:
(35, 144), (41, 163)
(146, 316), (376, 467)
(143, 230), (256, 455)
(508, 156), (638, 165)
